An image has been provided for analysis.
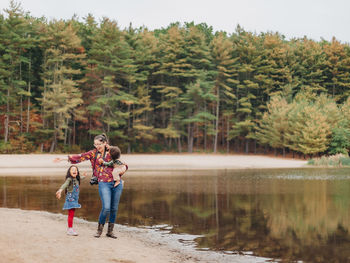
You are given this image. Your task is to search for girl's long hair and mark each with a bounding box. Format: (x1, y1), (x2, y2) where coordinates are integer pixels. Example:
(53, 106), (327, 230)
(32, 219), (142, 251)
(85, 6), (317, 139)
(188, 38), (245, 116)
(64, 165), (80, 193)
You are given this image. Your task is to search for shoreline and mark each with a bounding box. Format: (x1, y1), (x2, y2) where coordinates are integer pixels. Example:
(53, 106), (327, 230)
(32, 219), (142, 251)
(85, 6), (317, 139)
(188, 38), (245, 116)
(0, 153), (308, 176)
(0, 208), (267, 263)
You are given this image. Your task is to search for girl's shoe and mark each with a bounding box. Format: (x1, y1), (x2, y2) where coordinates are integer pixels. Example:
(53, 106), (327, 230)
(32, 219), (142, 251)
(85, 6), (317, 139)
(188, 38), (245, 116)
(67, 228), (78, 236)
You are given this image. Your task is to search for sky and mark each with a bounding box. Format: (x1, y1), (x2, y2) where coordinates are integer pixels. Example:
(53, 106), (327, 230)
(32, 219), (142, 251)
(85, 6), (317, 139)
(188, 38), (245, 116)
(1, 0), (350, 43)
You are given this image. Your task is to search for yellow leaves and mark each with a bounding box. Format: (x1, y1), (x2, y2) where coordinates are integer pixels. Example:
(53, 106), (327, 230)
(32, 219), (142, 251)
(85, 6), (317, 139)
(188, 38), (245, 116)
(120, 99), (134, 106)
(256, 92), (341, 154)
(154, 125), (180, 139)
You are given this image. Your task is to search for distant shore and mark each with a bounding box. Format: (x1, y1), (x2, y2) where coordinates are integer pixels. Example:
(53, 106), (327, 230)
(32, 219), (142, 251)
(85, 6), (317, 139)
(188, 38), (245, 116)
(0, 153), (308, 176)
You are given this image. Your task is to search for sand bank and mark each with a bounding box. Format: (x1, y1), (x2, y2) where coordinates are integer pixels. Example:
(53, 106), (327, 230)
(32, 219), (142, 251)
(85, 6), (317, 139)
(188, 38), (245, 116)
(0, 208), (267, 263)
(0, 153), (308, 176)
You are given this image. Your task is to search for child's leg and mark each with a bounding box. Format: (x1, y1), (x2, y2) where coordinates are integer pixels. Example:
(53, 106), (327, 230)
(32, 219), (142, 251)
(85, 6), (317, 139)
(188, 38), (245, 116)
(68, 208), (75, 228)
(113, 174), (120, 187)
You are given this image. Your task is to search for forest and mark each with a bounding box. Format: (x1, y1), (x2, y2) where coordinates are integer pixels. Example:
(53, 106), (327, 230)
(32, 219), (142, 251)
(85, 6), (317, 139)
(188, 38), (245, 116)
(1, 1), (350, 155)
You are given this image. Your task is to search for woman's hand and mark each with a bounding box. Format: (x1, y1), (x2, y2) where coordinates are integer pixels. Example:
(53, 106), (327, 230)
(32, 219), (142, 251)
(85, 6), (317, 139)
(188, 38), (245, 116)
(53, 157), (63, 163)
(118, 165), (127, 176)
(56, 189), (63, 199)
(53, 156), (72, 163)
(113, 166), (126, 176)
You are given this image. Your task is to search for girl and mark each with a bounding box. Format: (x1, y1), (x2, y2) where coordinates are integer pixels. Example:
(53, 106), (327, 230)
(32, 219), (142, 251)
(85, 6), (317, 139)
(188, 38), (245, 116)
(56, 165), (85, 236)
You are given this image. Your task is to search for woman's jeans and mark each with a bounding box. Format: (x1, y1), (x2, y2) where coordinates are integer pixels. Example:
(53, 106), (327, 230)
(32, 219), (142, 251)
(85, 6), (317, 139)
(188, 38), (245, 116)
(98, 182), (123, 225)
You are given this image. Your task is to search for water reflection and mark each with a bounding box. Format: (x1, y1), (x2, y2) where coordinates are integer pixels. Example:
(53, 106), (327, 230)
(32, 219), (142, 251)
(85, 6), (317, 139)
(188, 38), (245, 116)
(0, 168), (350, 263)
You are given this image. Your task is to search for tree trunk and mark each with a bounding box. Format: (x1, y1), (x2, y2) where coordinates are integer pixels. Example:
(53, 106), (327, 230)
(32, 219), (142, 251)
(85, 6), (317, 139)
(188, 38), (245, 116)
(226, 118), (230, 153)
(234, 138), (239, 153)
(4, 86), (10, 143)
(221, 118), (225, 149)
(204, 104), (207, 151)
(195, 124), (199, 150)
(20, 95), (23, 134)
(245, 138), (249, 154)
(213, 90), (220, 153)
(72, 118), (76, 145)
(50, 136), (56, 153)
(169, 137), (172, 150)
(64, 118), (68, 146)
(254, 139), (257, 154)
(204, 122), (207, 151)
(187, 124), (193, 153)
(19, 62), (23, 134)
(26, 58), (31, 133)
(127, 143), (131, 154)
(50, 113), (57, 153)
(177, 136), (182, 153)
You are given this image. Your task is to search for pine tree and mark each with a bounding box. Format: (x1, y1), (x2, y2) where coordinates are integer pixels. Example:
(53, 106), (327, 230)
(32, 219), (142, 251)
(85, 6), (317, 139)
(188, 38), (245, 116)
(39, 20), (85, 151)
(230, 28), (262, 153)
(210, 32), (238, 152)
(292, 38), (327, 94)
(180, 72), (216, 152)
(128, 28), (158, 150)
(85, 18), (137, 150)
(152, 25), (188, 151)
(322, 37), (350, 102)
(0, 1), (32, 143)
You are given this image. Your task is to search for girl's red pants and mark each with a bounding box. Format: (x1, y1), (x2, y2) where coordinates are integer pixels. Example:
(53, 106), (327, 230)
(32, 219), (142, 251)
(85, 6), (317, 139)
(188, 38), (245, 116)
(68, 208), (75, 228)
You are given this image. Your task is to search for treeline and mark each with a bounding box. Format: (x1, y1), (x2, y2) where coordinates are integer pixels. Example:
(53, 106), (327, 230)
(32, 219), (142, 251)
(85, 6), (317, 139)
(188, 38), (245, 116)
(1, 1), (350, 155)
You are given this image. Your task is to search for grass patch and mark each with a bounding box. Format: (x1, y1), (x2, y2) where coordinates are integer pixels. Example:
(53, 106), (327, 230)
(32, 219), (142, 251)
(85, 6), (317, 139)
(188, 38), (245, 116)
(308, 154), (350, 167)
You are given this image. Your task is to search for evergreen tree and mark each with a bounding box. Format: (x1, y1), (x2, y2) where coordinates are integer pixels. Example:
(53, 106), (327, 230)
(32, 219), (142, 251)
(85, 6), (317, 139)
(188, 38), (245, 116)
(39, 20), (85, 151)
(152, 25), (188, 151)
(180, 72), (216, 152)
(210, 32), (238, 152)
(85, 18), (137, 150)
(292, 38), (327, 94)
(0, 1), (32, 143)
(322, 37), (350, 102)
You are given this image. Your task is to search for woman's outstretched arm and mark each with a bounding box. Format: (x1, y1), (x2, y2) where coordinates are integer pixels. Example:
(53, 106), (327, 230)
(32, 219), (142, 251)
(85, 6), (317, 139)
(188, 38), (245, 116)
(53, 150), (95, 164)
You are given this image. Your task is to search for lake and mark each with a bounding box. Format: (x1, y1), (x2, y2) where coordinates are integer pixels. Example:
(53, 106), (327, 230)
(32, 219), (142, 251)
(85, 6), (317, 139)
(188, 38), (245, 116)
(1, 168), (349, 263)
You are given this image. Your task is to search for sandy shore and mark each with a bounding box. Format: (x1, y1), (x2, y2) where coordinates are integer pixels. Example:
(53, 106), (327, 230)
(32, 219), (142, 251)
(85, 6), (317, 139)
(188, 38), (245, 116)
(0, 153), (308, 176)
(0, 208), (267, 263)
(0, 154), (306, 262)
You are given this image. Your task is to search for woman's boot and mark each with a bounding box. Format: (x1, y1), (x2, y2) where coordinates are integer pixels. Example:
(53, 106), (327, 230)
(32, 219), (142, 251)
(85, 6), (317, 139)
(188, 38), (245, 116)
(106, 223), (117, 239)
(94, 223), (104, 238)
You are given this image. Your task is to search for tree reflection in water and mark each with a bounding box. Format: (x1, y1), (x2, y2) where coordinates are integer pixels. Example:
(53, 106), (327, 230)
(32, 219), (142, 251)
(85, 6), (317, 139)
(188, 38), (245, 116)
(0, 168), (349, 262)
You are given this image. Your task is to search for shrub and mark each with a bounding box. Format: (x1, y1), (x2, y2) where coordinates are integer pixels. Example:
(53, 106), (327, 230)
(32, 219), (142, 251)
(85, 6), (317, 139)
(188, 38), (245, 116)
(308, 153), (350, 167)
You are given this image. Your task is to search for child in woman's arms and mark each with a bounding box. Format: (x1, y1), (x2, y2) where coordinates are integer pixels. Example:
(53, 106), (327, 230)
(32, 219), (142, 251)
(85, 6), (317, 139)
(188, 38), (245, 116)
(99, 146), (128, 187)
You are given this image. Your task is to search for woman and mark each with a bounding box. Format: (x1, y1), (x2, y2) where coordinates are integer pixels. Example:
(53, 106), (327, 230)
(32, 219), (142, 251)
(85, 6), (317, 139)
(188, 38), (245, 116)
(54, 134), (127, 238)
